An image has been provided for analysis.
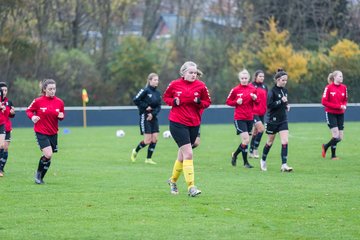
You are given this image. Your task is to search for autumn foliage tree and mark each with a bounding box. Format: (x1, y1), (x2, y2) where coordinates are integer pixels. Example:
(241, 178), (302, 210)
(257, 17), (308, 82)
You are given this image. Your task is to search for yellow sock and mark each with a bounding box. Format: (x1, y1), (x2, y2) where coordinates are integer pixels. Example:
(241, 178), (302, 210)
(183, 159), (194, 189)
(170, 160), (183, 182)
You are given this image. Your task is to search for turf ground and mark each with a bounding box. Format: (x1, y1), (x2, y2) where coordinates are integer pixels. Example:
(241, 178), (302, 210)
(0, 122), (359, 239)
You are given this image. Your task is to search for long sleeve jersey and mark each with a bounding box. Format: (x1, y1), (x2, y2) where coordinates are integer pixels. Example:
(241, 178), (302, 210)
(3, 97), (15, 132)
(26, 95), (65, 135)
(321, 83), (348, 114)
(163, 77), (211, 126)
(266, 85), (288, 123)
(251, 82), (268, 116)
(133, 85), (161, 117)
(226, 84), (257, 121)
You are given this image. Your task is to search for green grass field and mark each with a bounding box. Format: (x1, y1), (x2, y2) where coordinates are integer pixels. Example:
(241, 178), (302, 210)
(1, 122), (359, 239)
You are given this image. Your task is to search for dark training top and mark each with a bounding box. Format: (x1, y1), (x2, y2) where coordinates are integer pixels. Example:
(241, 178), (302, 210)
(266, 85), (288, 124)
(133, 85), (162, 117)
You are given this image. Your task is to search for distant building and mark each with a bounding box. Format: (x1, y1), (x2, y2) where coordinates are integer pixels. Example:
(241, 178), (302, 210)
(149, 13), (242, 40)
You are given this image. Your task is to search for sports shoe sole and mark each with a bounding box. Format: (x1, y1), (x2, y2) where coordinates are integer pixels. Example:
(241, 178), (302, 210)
(145, 160), (157, 165)
(188, 189), (201, 197)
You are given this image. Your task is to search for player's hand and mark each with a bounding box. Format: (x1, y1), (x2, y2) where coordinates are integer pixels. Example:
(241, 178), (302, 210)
(174, 97), (180, 106)
(281, 96), (288, 103)
(31, 115), (40, 123)
(146, 113), (153, 121)
(250, 93), (257, 100)
(58, 112), (64, 119)
(146, 106), (152, 111)
(194, 97), (201, 104)
(10, 106), (15, 114)
(287, 105), (291, 112)
(236, 98), (243, 105)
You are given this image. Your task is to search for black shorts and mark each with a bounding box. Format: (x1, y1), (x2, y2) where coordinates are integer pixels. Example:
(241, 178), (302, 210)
(139, 113), (159, 135)
(234, 120), (253, 135)
(253, 115), (265, 125)
(5, 131), (11, 142)
(326, 112), (344, 130)
(169, 121), (200, 147)
(36, 132), (58, 152)
(0, 124), (5, 135)
(265, 121), (288, 134)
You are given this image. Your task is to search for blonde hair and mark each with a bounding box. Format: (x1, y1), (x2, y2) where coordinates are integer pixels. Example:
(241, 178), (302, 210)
(238, 69), (250, 81)
(179, 61), (197, 76)
(327, 70), (342, 84)
(146, 73), (158, 87)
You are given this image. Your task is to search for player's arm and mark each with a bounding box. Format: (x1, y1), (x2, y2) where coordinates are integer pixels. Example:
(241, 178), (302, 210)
(163, 83), (177, 106)
(225, 88), (237, 106)
(133, 89), (148, 112)
(267, 89), (282, 110)
(196, 86), (211, 109)
(58, 102), (65, 121)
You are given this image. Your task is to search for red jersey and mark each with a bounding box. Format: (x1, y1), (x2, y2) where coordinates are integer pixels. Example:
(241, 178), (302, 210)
(251, 82), (267, 116)
(26, 95), (65, 135)
(0, 104), (5, 125)
(163, 78), (211, 126)
(321, 83), (347, 114)
(3, 97), (15, 132)
(226, 84), (257, 120)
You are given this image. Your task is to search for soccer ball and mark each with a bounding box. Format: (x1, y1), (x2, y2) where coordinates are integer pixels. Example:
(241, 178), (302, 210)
(116, 129), (125, 137)
(163, 130), (172, 138)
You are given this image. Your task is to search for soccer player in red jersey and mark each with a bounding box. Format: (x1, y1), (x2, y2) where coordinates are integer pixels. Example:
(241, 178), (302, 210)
(26, 79), (65, 184)
(0, 82), (15, 177)
(163, 61), (211, 197)
(321, 70), (347, 160)
(249, 70), (267, 159)
(226, 69), (258, 169)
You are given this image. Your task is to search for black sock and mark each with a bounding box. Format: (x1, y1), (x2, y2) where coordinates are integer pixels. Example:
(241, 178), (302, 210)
(331, 145), (337, 158)
(37, 156), (51, 178)
(324, 138), (337, 151)
(262, 144), (272, 161)
(0, 149), (4, 170)
(37, 156), (47, 173)
(234, 144), (242, 158)
(0, 158), (6, 171)
(254, 132), (263, 149)
(3, 151), (8, 161)
(281, 144), (288, 164)
(135, 141), (147, 152)
(41, 160), (51, 179)
(1, 151), (8, 171)
(147, 142), (157, 159)
(241, 144), (249, 164)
